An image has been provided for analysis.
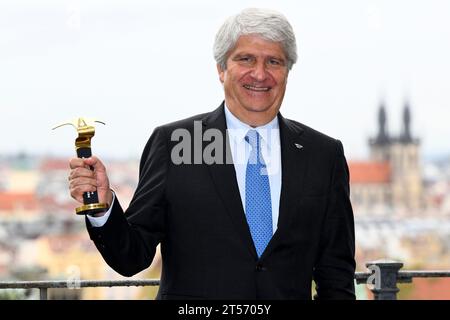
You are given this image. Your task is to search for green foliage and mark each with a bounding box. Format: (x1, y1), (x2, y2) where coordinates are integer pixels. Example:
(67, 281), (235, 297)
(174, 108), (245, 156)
(0, 289), (27, 300)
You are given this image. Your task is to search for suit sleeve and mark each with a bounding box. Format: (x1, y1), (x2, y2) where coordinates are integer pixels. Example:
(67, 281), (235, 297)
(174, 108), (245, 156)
(313, 140), (356, 299)
(86, 126), (169, 277)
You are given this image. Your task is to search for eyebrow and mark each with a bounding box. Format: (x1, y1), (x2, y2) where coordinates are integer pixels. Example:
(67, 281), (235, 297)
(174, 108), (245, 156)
(231, 52), (286, 62)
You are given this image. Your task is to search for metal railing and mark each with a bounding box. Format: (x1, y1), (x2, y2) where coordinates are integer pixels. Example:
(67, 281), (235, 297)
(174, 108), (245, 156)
(1, 260), (449, 300)
(355, 260), (450, 300)
(0, 279), (160, 300)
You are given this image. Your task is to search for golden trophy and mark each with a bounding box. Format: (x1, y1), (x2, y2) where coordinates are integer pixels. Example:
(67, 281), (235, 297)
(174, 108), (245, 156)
(52, 118), (109, 215)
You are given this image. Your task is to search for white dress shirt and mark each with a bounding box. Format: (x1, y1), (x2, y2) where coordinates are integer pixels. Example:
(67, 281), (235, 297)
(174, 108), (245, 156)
(88, 105), (283, 232)
(87, 191), (114, 227)
(224, 105), (282, 234)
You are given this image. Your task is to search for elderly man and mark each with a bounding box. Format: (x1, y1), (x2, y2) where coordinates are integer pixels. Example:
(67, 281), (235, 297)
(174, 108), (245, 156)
(68, 8), (356, 300)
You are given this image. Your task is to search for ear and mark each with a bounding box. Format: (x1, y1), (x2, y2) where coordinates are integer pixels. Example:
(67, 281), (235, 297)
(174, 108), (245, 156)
(216, 64), (225, 83)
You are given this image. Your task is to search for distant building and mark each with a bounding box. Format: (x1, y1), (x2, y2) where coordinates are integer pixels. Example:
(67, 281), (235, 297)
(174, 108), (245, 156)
(0, 192), (39, 219)
(349, 102), (424, 215)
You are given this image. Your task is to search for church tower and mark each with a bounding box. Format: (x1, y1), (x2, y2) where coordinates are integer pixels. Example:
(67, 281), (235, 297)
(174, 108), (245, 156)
(389, 102), (423, 210)
(367, 101), (424, 212)
(369, 102), (391, 162)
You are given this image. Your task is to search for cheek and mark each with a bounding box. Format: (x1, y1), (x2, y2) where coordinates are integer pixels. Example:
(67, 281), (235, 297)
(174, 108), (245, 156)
(274, 74), (288, 90)
(229, 67), (250, 82)
(240, 74), (256, 84)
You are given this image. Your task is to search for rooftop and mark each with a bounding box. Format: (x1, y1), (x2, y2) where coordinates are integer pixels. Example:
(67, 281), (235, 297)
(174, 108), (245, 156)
(348, 161), (391, 184)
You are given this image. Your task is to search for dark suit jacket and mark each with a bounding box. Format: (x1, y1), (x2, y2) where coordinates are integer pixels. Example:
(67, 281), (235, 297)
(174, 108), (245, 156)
(86, 102), (356, 300)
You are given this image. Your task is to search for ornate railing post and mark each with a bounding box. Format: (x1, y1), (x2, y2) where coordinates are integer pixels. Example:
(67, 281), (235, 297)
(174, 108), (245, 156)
(366, 260), (404, 300)
(39, 288), (48, 300)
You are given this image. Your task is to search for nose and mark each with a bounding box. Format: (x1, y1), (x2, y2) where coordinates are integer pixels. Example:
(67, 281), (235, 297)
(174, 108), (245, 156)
(250, 61), (267, 82)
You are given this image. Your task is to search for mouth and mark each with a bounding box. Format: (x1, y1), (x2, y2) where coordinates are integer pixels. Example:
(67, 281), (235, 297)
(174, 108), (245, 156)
(243, 84), (271, 92)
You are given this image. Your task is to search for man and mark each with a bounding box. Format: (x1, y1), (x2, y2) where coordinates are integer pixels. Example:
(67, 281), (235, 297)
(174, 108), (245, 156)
(68, 8), (356, 299)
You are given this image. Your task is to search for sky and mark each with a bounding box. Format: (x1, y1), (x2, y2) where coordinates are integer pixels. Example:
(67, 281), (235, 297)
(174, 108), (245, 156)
(1, 0), (449, 161)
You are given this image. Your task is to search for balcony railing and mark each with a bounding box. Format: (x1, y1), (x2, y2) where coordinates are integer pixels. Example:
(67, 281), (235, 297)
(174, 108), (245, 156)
(1, 260), (449, 300)
(0, 279), (160, 300)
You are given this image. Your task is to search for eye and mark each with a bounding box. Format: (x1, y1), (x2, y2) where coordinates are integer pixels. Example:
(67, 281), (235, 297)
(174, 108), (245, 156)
(268, 58), (282, 66)
(240, 56), (253, 62)
(233, 55), (255, 64)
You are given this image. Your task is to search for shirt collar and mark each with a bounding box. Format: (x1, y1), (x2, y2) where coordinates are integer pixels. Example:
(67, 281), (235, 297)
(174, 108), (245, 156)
(224, 103), (279, 147)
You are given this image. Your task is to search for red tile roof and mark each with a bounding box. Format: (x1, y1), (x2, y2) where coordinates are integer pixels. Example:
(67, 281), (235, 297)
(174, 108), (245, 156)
(348, 161), (391, 184)
(406, 278), (450, 300)
(0, 192), (39, 211)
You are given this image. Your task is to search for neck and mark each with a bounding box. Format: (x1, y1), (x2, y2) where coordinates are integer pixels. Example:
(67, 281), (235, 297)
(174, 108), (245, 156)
(225, 105), (279, 128)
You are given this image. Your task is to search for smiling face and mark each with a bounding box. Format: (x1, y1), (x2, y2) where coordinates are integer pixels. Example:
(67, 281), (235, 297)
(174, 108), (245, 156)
(218, 35), (289, 127)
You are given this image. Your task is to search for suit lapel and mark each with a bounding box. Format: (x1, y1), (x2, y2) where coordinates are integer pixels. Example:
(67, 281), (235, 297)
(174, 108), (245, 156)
(260, 113), (307, 259)
(203, 103), (258, 258)
(203, 105), (308, 260)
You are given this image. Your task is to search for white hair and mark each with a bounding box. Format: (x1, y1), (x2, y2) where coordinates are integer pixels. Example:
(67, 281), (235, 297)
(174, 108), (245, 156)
(213, 8), (298, 70)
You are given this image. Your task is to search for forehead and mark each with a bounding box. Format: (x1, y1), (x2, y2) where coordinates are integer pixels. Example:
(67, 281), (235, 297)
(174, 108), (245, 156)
(229, 35), (286, 59)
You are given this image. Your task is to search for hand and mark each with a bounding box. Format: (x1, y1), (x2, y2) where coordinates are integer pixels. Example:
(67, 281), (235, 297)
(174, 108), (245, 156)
(68, 156), (113, 216)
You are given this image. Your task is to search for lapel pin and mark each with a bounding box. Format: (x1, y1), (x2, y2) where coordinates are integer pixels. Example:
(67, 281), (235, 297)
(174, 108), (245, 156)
(294, 143), (303, 149)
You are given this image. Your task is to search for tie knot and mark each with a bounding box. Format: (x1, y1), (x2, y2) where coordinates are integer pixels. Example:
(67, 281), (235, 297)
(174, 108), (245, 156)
(245, 130), (259, 149)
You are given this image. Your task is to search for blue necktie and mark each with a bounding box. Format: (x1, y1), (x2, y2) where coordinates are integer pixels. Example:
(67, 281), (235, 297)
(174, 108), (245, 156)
(245, 130), (273, 258)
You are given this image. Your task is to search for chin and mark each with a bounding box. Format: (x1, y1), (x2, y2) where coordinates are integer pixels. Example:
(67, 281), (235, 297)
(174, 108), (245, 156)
(241, 105), (266, 113)
(244, 102), (274, 113)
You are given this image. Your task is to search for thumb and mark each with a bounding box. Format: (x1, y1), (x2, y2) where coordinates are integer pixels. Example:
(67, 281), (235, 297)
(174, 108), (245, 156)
(83, 156), (106, 172)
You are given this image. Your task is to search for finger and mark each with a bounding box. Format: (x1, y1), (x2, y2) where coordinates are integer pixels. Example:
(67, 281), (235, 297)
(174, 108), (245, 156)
(83, 156), (106, 172)
(69, 167), (95, 180)
(69, 158), (85, 170)
(69, 177), (98, 189)
(70, 185), (97, 202)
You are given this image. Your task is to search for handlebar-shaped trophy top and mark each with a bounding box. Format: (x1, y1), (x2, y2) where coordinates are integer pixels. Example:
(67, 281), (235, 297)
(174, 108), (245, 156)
(52, 118), (106, 150)
(52, 117), (109, 215)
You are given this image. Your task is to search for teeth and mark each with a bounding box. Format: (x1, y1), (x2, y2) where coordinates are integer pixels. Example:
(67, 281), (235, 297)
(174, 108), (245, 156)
(243, 85), (270, 92)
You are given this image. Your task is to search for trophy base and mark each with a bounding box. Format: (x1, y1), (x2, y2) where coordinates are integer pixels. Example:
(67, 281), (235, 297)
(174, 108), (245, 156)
(76, 203), (109, 215)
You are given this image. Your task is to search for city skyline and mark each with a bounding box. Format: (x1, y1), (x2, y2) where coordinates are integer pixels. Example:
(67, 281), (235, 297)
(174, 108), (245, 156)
(1, 0), (450, 160)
